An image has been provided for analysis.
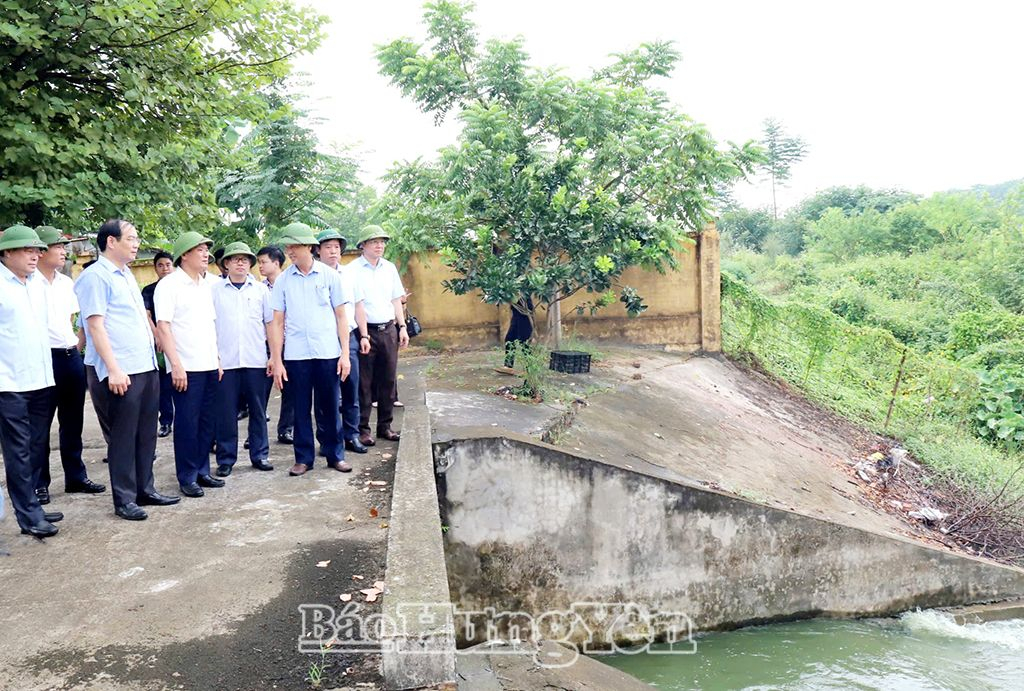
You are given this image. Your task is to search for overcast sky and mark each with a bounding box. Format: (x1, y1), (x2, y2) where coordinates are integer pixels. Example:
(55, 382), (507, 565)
(292, 0), (1023, 211)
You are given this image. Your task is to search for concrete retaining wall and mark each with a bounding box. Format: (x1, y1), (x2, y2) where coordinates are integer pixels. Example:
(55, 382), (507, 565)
(436, 435), (1024, 642)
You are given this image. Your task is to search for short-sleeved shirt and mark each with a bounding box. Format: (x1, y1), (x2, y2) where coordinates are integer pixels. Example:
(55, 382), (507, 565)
(329, 262), (363, 332)
(41, 270), (80, 349)
(212, 275), (273, 369)
(75, 256), (157, 382)
(348, 255), (404, 324)
(154, 268), (219, 372)
(0, 262), (54, 392)
(270, 260), (348, 360)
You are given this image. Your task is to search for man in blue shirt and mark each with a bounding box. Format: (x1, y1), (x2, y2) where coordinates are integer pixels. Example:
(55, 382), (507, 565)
(268, 223), (352, 476)
(212, 241), (274, 476)
(76, 219), (180, 520)
(0, 225), (64, 537)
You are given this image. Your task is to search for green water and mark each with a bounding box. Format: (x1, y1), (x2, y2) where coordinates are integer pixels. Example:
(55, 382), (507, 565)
(602, 610), (1024, 690)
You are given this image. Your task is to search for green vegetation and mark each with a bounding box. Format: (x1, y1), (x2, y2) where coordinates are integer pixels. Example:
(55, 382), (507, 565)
(720, 181), (1024, 494)
(376, 0), (761, 345)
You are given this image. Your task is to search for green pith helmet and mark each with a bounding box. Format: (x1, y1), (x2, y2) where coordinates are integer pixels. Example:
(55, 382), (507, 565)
(356, 224), (390, 249)
(277, 222), (319, 246)
(171, 231), (214, 263)
(219, 241), (257, 266)
(316, 228), (347, 251)
(34, 225), (67, 246)
(0, 225), (48, 251)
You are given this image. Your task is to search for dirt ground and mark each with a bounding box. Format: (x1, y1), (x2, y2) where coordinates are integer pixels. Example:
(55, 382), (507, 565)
(0, 371), (414, 690)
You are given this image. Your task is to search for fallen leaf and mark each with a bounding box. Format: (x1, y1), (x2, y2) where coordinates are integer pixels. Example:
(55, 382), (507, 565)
(397, 374), (405, 380)
(316, 560), (331, 568)
(369, 507), (379, 518)
(373, 580), (385, 590)
(370, 480), (387, 486)
(365, 592), (378, 603)
(380, 522), (389, 529)
(339, 593), (352, 602)
(654, 432), (664, 439)
(381, 453), (393, 460)
(360, 588), (381, 597)
(352, 574), (364, 581)
(345, 514), (355, 522)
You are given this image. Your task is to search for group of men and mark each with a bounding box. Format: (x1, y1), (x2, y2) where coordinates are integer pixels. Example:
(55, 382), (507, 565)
(0, 220), (409, 538)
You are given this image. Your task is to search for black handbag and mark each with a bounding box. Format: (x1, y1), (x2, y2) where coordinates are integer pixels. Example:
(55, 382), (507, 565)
(406, 314), (422, 337)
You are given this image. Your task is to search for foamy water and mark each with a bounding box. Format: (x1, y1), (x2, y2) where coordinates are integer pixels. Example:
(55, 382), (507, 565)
(604, 610), (1024, 690)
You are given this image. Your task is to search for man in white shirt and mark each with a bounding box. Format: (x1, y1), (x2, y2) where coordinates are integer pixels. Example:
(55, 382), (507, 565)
(316, 229), (370, 455)
(154, 231), (224, 498)
(349, 225), (408, 446)
(33, 226), (105, 504)
(211, 242), (274, 476)
(0, 226), (64, 537)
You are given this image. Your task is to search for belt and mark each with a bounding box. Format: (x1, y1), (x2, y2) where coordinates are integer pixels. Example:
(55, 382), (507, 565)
(51, 347), (79, 356)
(367, 321), (394, 331)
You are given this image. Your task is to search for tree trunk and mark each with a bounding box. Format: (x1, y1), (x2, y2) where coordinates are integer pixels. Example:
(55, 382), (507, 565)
(547, 295), (562, 350)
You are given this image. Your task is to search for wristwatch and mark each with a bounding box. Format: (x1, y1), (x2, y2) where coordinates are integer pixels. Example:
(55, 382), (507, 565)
(398, 323), (407, 329)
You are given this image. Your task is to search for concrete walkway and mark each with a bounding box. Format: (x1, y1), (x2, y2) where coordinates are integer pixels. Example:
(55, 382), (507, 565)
(0, 369), (417, 690)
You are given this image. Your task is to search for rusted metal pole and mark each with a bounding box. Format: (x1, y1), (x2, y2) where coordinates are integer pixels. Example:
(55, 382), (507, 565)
(884, 348), (909, 432)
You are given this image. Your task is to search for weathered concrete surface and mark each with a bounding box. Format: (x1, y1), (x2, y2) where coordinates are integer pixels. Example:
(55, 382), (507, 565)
(437, 435), (1024, 641)
(382, 388), (457, 690)
(428, 389), (565, 444)
(0, 372), (408, 689)
(948, 599), (1024, 625)
(565, 353), (913, 539)
(455, 640), (651, 690)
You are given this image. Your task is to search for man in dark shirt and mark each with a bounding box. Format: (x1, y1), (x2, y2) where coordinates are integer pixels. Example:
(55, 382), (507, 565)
(141, 251), (175, 437)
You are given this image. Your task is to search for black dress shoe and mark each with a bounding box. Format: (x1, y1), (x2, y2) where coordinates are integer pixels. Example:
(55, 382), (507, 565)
(278, 429), (294, 444)
(216, 464), (233, 477)
(197, 474), (225, 488)
(35, 488), (50, 505)
(66, 478), (106, 494)
(137, 492), (180, 506)
(21, 520), (58, 537)
(252, 458), (274, 471)
(377, 428), (401, 442)
(180, 483), (204, 498)
(158, 424), (172, 437)
(115, 503), (148, 521)
(43, 511), (64, 523)
(243, 439), (250, 450)
(345, 438), (369, 454)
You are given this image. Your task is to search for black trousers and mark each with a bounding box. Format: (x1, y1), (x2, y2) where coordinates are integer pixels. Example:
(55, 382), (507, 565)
(358, 323), (398, 435)
(95, 369), (159, 507)
(217, 368), (269, 466)
(267, 376), (294, 436)
(39, 348), (89, 490)
(0, 387), (56, 529)
(171, 370), (217, 486)
(85, 365), (112, 445)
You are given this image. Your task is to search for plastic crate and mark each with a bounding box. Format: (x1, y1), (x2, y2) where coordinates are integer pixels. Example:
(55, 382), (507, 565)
(549, 350), (592, 374)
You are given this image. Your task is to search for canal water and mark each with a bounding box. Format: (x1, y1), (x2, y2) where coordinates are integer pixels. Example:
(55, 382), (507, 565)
(603, 610), (1024, 690)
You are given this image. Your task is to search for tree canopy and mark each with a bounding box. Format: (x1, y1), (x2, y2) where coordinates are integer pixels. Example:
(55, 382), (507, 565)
(0, 0), (324, 233)
(377, 0), (760, 340)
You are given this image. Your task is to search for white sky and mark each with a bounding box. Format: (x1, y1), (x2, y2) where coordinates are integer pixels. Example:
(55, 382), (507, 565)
(292, 0), (1023, 211)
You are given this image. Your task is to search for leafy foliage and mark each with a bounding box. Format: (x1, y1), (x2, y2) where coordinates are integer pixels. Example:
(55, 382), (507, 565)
(0, 0), (324, 236)
(377, 1), (761, 341)
(759, 118), (807, 220)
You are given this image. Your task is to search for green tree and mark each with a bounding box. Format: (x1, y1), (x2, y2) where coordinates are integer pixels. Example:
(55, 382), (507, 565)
(760, 118), (807, 220)
(0, 0), (324, 235)
(215, 90), (364, 245)
(377, 1), (760, 346)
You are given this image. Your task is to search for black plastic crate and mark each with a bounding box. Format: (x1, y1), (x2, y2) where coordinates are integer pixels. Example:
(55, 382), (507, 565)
(549, 350), (591, 374)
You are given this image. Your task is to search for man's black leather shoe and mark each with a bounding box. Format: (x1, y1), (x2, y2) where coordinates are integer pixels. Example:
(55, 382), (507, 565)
(35, 488), (50, 505)
(158, 424), (172, 437)
(252, 459), (274, 471)
(345, 438), (369, 454)
(43, 511), (64, 523)
(114, 503), (148, 521)
(277, 429), (294, 444)
(137, 492), (180, 506)
(180, 483), (204, 498)
(66, 478), (106, 494)
(243, 439), (250, 450)
(216, 464), (233, 477)
(197, 474), (225, 488)
(21, 520), (58, 537)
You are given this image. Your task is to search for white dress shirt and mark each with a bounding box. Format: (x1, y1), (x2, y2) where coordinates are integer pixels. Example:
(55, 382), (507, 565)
(154, 268), (219, 372)
(347, 255), (404, 324)
(212, 275), (273, 369)
(41, 270), (79, 348)
(0, 262), (54, 391)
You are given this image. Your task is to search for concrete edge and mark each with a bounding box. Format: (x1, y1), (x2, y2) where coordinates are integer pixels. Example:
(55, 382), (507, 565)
(947, 599), (1024, 625)
(434, 430), (1024, 579)
(382, 385), (457, 690)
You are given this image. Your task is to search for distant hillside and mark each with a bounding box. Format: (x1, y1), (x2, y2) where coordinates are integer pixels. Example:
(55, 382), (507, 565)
(951, 178), (1023, 200)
